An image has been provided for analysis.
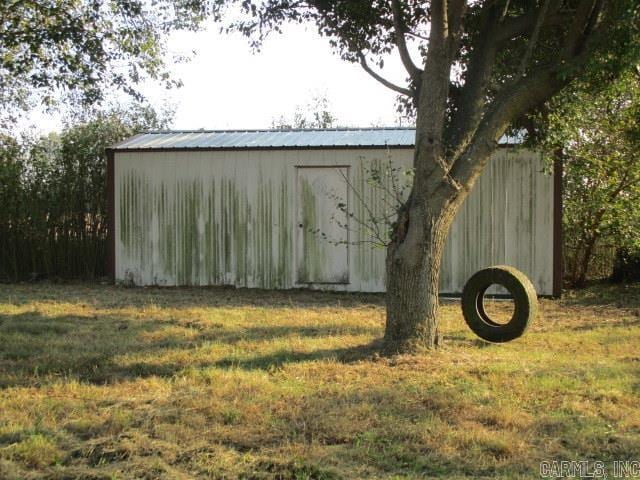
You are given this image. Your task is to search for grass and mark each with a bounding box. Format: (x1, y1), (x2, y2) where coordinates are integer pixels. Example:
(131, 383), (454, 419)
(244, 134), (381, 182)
(0, 282), (639, 479)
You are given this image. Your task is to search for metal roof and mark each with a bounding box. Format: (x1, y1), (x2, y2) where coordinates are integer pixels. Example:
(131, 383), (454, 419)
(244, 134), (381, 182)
(110, 128), (522, 151)
(110, 128), (416, 151)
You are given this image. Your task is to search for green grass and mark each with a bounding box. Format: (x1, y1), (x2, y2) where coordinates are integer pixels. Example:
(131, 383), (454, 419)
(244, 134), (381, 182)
(0, 282), (639, 479)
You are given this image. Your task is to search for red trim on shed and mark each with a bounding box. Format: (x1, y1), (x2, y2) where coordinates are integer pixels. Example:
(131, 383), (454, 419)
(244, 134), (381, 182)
(552, 156), (563, 298)
(106, 149), (115, 282)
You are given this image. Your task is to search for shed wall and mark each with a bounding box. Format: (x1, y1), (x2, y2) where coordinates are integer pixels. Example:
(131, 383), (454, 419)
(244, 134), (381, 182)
(113, 148), (554, 294)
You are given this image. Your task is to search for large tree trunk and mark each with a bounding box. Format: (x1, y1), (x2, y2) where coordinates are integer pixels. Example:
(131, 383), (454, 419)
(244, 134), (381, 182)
(383, 199), (460, 354)
(375, 0), (609, 354)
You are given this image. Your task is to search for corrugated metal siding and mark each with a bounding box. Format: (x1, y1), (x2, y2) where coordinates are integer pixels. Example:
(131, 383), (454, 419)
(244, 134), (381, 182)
(439, 149), (554, 294)
(296, 167), (350, 284)
(114, 148), (554, 294)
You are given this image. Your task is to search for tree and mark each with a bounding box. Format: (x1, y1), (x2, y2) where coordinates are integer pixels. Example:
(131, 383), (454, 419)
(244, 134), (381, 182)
(210, 1), (640, 353)
(538, 70), (640, 287)
(0, 0), (203, 127)
(0, 104), (171, 279)
(271, 94), (337, 129)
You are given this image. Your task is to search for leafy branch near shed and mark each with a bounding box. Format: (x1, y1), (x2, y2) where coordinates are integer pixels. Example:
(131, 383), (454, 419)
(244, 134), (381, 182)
(329, 156), (414, 249)
(537, 70), (640, 287)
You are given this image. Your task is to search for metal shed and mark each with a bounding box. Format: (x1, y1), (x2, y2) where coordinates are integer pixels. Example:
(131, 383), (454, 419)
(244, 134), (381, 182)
(107, 128), (561, 296)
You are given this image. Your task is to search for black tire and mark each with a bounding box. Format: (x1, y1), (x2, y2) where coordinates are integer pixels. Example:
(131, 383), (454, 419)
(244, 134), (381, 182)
(461, 265), (538, 343)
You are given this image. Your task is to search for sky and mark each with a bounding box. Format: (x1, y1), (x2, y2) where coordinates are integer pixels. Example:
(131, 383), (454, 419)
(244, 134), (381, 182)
(27, 22), (415, 133)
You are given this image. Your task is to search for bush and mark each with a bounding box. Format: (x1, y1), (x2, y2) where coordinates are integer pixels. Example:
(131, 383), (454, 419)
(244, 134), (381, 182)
(0, 106), (170, 281)
(611, 247), (640, 283)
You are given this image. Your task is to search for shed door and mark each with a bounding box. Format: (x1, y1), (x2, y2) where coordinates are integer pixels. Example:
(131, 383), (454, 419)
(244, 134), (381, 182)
(296, 167), (349, 284)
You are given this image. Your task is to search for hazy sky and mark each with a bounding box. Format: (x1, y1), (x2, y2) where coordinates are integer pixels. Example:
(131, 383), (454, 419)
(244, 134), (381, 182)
(27, 22), (414, 133)
(147, 23), (413, 129)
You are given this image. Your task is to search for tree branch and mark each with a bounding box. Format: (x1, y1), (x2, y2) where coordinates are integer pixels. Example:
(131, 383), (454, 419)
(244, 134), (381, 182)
(446, 2), (573, 163)
(406, 31), (428, 42)
(517, 0), (553, 78)
(448, 67), (562, 190)
(357, 52), (412, 97)
(500, 0), (512, 21)
(445, 1), (503, 161)
(450, 0), (607, 195)
(446, 0), (467, 62)
(495, 8), (567, 44)
(429, 0), (447, 49)
(450, 0), (611, 192)
(412, 0), (456, 202)
(561, 0), (602, 59)
(390, 0), (422, 81)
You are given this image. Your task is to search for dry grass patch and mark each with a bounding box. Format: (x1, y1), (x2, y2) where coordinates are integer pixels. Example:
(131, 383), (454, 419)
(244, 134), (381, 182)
(0, 282), (639, 479)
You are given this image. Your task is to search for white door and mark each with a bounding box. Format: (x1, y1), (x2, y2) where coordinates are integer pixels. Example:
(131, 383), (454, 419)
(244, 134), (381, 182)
(296, 167), (349, 284)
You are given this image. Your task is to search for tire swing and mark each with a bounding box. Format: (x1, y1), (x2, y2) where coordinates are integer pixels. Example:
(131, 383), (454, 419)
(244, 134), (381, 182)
(461, 265), (538, 343)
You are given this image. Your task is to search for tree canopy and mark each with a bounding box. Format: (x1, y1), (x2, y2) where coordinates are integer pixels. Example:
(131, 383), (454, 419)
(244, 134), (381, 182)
(271, 94), (337, 129)
(0, 104), (171, 279)
(215, 1), (639, 140)
(0, 0), (205, 126)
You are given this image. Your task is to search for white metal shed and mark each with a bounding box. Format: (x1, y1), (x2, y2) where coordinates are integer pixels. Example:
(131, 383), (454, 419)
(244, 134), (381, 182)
(107, 128), (561, 296)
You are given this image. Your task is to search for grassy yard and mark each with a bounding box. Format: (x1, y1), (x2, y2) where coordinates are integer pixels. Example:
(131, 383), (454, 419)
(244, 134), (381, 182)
(0, 283), (639, 479)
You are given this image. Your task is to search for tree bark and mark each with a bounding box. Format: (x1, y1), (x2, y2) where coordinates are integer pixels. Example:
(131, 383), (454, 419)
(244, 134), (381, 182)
(575, 235), (598, 287)
(378, 0), (610, 354)
(383, 197), (460, 354)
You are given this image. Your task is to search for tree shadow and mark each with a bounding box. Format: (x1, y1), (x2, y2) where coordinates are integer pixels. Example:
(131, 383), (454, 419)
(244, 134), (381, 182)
(0, 306), (382, 388)
(163, 322), (381, 344)
(561, 281), (640, 310)
(213, 341), (382, 371)
(441, 334), (495, 348)
(560, 317), (640, 332)
(0, 282), (386, 310)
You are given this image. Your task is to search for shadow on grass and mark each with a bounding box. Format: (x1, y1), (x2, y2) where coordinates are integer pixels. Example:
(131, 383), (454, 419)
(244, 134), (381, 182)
(164, 322), (382, 344)
(6, 281), (640, 388)
(213, 341), (382, 371)
(442, 334), (496, 348)
(0, 282), (386, 310)
(562, 317), (640, 332)
(561, 280), (640, 309)
(0, 306), (382, 387)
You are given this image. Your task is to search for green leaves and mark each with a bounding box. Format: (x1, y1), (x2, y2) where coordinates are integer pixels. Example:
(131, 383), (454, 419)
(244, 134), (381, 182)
(0, 105), (172, 280)
(0, 0), (204, 124)
(539, 70), (640, 285)
(271, 94), (336, 129)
